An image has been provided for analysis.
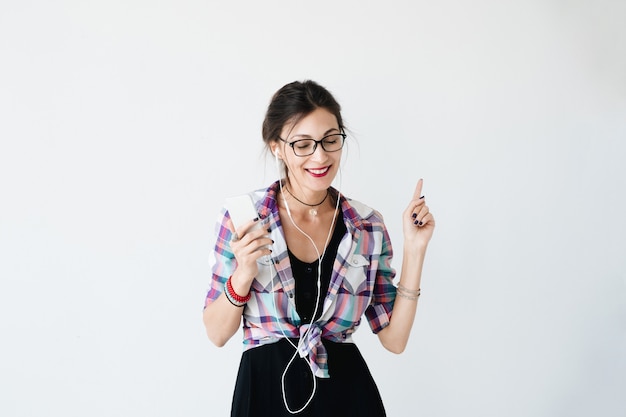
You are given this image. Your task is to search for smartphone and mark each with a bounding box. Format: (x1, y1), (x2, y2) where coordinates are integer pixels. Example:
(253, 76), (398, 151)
(224, 194), (263, 232)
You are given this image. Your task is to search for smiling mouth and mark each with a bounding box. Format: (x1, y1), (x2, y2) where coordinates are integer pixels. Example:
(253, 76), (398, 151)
(306, 166), (331, 176)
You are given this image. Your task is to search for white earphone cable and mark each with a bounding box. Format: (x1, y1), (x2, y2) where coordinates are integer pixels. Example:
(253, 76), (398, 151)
(268, 148), (341, 413)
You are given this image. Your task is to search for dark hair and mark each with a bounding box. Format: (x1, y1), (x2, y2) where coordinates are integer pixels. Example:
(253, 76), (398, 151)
(262, 80), (344, 146)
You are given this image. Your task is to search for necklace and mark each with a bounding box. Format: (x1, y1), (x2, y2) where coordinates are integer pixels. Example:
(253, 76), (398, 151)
(284, 187), (329, 216)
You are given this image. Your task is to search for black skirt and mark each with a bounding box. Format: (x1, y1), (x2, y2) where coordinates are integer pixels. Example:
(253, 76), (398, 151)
(231, 338), (386, 417)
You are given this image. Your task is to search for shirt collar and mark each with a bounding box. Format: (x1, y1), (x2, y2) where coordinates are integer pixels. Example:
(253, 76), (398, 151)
(256, 180), (374, 230)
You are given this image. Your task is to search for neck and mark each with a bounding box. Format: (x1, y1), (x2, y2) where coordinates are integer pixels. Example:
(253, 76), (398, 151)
(280, 183), (331, 217)
(287, 187), (327, 206)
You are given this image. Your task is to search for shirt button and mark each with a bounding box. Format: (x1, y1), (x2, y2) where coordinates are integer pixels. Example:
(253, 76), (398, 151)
(288, 293), (293, 298)
(352, 259), (358, 265)
(306, 267), (313, 273)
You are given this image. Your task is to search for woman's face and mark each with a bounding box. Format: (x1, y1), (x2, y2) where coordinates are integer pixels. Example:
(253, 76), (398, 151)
(274, 107), (342, 195)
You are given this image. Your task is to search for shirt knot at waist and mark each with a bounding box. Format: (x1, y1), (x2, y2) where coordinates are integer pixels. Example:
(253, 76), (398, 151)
(298, 323), (329, 378)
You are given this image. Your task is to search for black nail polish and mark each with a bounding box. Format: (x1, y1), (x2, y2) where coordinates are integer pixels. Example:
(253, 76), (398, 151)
(420, 196), (425, 199)
(267, 228), (271, 233)
(253, 217), (259, 222)
(412, 213), (417, 219)
(413, 220), (419, 225)
(271, 239), (275, 244)
(419, 221), (423, 226)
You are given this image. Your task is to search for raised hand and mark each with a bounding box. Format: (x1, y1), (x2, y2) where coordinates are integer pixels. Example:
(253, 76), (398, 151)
(402, 179), (435, 250)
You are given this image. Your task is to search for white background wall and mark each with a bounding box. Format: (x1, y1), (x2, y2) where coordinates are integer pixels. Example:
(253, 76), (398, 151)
(1, 1), (624, 416)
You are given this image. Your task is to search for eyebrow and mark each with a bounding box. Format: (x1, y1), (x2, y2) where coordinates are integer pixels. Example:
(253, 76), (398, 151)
(291, 128), (340, 139)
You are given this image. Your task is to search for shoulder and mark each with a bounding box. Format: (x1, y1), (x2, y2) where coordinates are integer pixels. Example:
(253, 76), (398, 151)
(341, 194), (386, 228)
(344, 198), (374, 218)
(341, 195), (392, 253)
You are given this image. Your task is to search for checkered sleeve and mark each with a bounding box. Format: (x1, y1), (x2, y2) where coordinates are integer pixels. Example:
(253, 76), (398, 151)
(204, 207), (238, 307)
(364, 220), (397, 333)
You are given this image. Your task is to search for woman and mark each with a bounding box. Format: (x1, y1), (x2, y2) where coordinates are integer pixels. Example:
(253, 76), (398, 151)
(203, 80), (435, 416)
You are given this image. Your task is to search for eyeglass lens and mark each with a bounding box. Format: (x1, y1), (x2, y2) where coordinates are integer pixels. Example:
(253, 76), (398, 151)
(292, 134), (344, 156)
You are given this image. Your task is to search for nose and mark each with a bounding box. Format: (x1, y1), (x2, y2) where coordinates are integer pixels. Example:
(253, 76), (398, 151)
(310, 142), (328, 161)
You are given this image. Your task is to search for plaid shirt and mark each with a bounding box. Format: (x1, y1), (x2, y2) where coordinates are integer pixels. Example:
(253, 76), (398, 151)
(205, 181), (397, 378)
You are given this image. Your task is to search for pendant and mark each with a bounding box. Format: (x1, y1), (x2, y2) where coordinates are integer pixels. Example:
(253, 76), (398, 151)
(309, 208), (318, 216)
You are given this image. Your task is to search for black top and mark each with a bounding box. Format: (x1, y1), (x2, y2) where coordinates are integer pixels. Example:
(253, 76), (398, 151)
(289, 217), (347, 323)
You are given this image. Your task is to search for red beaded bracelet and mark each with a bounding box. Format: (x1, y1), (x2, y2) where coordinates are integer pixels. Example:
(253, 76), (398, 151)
(226, 276), (251, 304)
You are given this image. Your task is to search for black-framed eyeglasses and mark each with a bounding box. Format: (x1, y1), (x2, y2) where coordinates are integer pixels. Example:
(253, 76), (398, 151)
(278, 133), (346, 157)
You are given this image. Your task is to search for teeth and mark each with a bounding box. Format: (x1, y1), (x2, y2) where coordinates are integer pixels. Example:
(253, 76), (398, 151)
(308, 167), (329, 174)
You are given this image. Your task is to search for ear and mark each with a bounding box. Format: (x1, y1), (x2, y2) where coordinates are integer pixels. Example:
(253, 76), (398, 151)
(270, 142), (281, 158)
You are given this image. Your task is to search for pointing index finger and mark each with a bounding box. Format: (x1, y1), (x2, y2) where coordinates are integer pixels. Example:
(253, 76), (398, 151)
(413, 178), (424, 200)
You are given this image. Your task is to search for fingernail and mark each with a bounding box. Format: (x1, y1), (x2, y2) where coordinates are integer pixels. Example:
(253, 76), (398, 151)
(267, 228), (271, 233)
(420, 196), (425, 199)
(412, 213), (417, 219)
(413, 220), (419, 225)
(419, 221), (423, 226)
(271, 239), (275, 244)
(253, 217), (259, 221)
